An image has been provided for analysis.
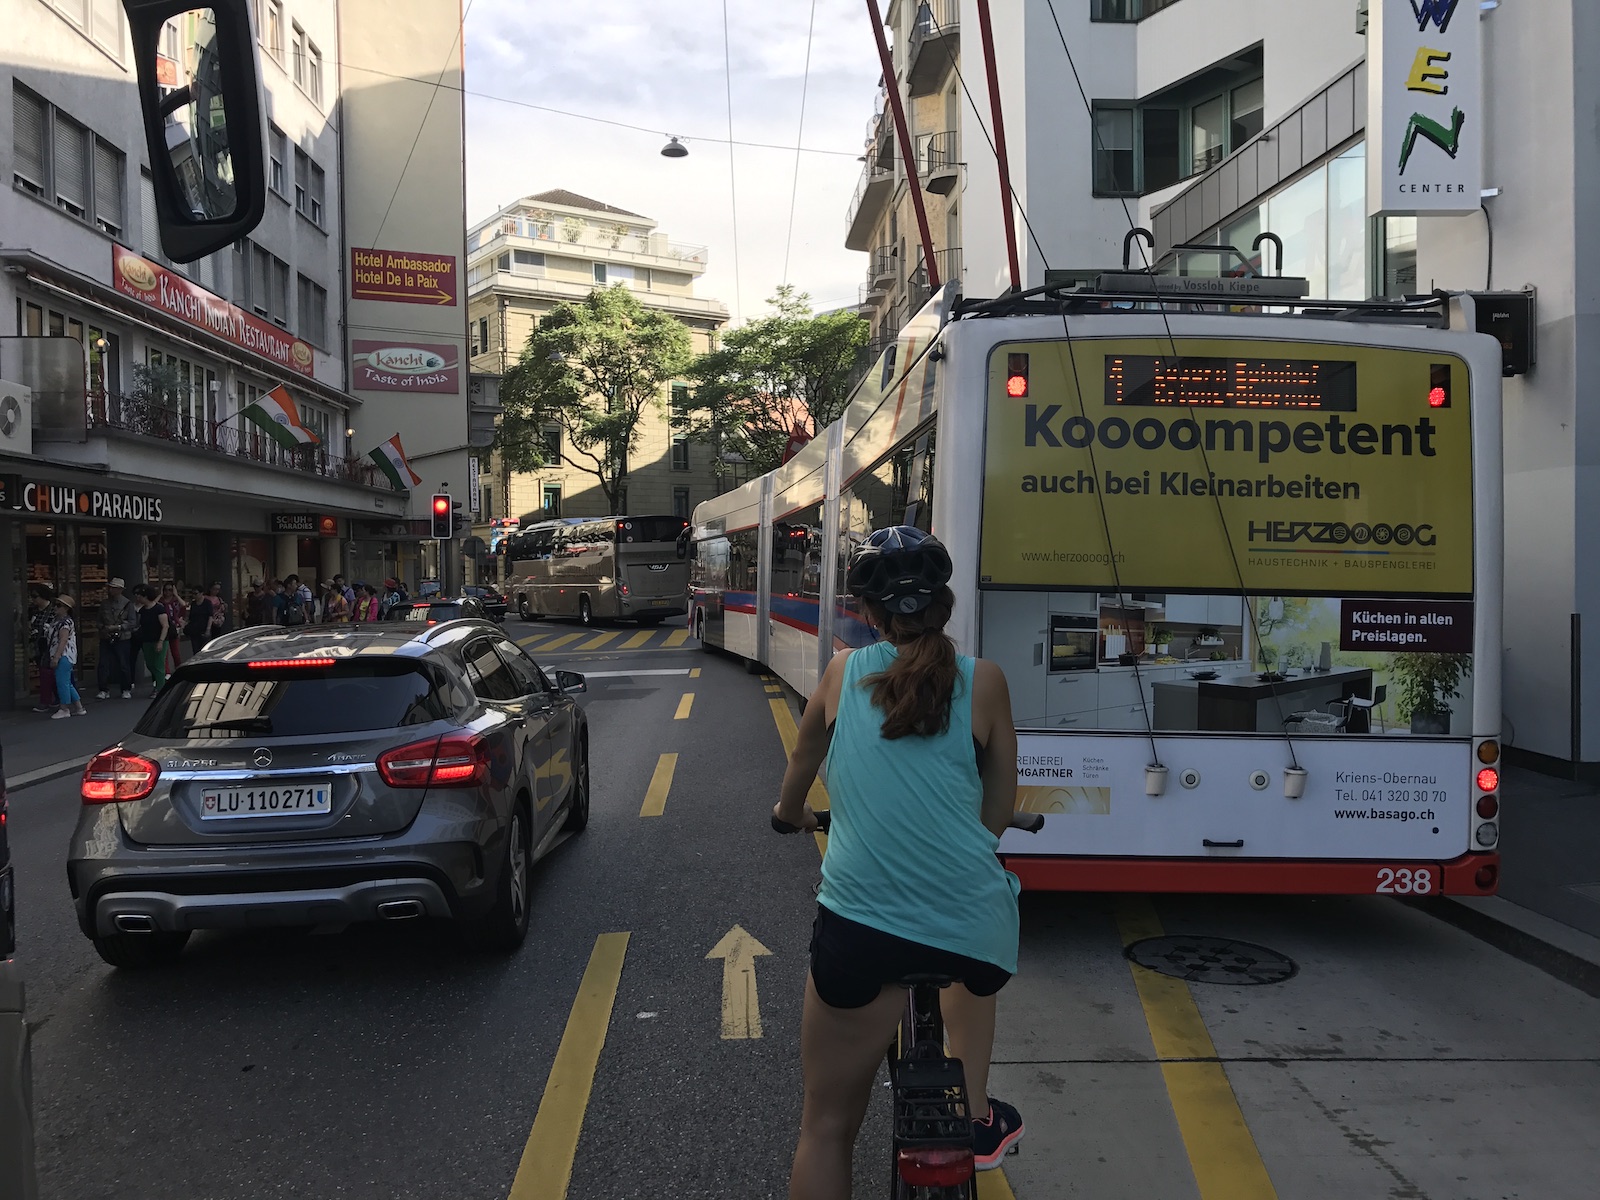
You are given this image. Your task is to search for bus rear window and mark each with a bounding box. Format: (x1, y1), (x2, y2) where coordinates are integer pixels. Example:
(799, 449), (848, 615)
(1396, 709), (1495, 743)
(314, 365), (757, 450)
(617, 515), (689, 544)
(136, 662), (460, 739)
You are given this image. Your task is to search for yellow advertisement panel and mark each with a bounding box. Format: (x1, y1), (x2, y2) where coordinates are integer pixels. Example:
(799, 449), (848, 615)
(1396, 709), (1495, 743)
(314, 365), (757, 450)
(979, 338), (1473, 596)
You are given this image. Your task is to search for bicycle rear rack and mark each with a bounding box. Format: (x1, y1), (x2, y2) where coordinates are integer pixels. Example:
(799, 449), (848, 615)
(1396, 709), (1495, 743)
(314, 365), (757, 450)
(893, 1054), (973, 1150)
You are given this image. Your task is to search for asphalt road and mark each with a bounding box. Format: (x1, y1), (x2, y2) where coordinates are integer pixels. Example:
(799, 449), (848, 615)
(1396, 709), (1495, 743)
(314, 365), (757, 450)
(7, 616), (1600, 1199)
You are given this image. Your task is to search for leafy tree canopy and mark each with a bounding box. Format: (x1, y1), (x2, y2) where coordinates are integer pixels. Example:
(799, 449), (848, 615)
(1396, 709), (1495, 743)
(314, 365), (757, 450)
(681, 286), (869, 477)
(495, 285), (693, 514)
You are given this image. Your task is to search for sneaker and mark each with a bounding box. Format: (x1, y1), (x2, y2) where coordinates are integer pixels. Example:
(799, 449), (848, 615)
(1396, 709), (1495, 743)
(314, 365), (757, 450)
(72, 702), (88, 716)
(32, 705), (53, 713)
(51, 708), (71, 720)
(96, 690), (110, 700)
(121, 690), (133, 700)
(972, 1098), (1024, 1170)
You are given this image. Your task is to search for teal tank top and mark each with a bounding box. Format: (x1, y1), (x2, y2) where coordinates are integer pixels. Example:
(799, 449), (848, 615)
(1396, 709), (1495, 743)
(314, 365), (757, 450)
(818, 640), (1021, 974)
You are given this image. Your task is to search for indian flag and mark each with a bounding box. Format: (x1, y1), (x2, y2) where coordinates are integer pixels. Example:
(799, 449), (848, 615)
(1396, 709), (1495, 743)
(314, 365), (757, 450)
(241, 384), (320, 449)
(368, 433), (421, 491)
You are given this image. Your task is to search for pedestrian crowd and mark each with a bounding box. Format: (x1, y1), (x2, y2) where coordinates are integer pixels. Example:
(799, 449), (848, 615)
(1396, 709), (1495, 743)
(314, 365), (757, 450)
(27, 574), (411, 719)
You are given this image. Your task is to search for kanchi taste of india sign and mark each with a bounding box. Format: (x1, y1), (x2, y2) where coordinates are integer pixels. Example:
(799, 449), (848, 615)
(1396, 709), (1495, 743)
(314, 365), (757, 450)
(112, 245), (315, 377)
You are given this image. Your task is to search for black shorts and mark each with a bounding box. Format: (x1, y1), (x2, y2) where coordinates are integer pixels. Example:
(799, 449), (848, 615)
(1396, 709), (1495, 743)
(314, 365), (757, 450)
(809, 903), (1012, 1010)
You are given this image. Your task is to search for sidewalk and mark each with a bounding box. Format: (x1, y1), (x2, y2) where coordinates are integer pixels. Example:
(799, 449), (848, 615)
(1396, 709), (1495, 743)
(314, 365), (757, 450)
(0, 692), (148, 788)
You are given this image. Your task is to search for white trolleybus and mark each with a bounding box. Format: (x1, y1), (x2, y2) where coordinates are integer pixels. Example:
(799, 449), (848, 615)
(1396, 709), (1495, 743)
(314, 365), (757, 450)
(690, 273), (1504, 897)
(502, 514), (690, 626)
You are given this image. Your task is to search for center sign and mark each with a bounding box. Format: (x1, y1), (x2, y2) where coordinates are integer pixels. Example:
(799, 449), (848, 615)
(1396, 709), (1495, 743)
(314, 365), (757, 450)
(1367, 0), (1482, 216)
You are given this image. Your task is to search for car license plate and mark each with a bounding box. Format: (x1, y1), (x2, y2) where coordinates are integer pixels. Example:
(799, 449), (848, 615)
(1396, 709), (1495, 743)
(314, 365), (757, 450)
(650, 598), (672, 605)
(201, 782), (333, 820)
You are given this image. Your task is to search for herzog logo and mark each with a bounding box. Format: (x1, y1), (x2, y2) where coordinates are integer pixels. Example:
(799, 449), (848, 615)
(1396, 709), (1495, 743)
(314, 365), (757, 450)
(117, 254), (158, 292)
(1248, 520), (1437, 547)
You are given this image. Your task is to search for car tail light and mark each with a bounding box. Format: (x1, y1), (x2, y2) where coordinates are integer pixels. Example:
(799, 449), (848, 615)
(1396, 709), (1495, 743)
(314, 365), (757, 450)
(377, 733), (488, 789)
(1476, 794), (1499, 819)
(897, 1147), (974, 1187)
(1476, 767), (1499, 792)
(619, 581), (630, 596)
(82, 749), (160, 804)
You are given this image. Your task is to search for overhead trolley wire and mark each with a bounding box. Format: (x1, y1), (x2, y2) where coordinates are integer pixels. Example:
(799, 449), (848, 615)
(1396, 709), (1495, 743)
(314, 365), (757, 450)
(783, 0), (821, 286)
(722, 0), (744, 321)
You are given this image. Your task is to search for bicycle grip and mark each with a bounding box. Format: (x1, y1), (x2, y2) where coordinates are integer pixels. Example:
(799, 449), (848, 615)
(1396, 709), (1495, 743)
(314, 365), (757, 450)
(1010, 812), (1045, 833)
(771, 810), (832, 834)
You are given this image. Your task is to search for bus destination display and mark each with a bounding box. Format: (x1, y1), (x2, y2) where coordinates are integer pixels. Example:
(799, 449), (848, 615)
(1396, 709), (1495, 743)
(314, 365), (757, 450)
(1106, 355), (1358, 411)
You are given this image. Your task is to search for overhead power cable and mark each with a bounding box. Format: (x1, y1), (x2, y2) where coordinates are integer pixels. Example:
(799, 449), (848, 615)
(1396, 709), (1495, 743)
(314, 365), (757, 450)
(783, 0), (820, 286)
(722, 0), (744, 321)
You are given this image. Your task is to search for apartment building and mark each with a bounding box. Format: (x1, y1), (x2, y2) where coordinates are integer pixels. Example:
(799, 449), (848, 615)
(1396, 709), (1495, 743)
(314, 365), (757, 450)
(0, 0), (469, 706)
(466, 189), (729, 529)
(857, 0), (1600, 776)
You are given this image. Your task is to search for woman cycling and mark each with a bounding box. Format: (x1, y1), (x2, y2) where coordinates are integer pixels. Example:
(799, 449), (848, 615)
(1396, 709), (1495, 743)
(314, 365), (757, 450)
(772, 525), (1024, 1199)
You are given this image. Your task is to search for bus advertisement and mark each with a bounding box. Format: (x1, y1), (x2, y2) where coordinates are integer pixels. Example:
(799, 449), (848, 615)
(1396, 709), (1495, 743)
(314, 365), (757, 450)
(690, 284), (1504, 897)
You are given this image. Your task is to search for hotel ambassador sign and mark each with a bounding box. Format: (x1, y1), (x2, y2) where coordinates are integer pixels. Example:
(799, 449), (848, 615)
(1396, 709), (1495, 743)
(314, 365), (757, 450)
(1367, 0), (1483, 216)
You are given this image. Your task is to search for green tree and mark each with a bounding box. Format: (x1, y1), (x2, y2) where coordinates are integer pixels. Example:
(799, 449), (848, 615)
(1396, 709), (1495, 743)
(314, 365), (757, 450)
(496, 285), (693, 514)
(682, 286), (869, 477)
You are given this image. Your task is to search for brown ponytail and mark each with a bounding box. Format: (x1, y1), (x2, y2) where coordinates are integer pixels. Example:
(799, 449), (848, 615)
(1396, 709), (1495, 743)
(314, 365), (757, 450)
(860, 586), (959, 739)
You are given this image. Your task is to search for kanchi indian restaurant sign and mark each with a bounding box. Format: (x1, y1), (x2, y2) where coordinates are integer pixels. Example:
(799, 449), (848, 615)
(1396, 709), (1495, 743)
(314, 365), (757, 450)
(112, 245), (315, 377)
(349, 247), (457, 306)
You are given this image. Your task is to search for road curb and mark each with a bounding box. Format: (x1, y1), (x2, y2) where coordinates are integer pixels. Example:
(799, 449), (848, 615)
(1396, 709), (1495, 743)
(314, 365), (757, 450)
(1413, 895), (1600, 1000)
(7, 756), (91, 793)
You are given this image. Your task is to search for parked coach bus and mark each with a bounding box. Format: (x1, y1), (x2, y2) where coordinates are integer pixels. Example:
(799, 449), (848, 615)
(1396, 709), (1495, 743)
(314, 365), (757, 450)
(503, 515), (689, 626)
(689, 277), (1505, 898)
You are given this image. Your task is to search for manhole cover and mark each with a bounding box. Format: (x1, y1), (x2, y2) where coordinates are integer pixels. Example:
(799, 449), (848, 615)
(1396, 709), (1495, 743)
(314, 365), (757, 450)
(1125, 936), (1297, 985)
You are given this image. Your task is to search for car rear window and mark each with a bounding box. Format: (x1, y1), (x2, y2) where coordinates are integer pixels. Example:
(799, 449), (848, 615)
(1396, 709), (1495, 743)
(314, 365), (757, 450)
(136, 661), (462, 739)
(392, 603), (465, 622)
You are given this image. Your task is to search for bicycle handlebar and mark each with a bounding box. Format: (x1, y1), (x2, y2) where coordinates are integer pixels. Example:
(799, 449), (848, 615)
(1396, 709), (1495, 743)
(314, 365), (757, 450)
(771, 810), (1044, 835)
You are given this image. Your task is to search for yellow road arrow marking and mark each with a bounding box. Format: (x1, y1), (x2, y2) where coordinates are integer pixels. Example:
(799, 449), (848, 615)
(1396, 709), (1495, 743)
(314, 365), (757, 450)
(706, 925), (772, 1040)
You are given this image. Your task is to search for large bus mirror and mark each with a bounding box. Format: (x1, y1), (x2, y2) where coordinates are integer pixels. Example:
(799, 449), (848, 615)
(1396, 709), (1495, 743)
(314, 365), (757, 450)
(675, 528), (693, 560)
(126, 0), (267, 263)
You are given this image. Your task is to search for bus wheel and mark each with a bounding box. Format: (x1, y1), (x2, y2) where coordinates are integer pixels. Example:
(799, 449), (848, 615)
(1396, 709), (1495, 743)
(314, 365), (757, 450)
(579, 597), (594, 627)
(517, 596), (533, 621)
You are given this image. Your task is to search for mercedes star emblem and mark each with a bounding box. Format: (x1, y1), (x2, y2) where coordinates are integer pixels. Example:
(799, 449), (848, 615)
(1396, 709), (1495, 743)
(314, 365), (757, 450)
(252, 747), (273, 769)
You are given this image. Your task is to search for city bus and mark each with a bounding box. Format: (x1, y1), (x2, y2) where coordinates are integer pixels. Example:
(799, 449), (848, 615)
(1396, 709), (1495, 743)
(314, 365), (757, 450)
(689, 280), (1505, 897)
(503, 514), (689, 626)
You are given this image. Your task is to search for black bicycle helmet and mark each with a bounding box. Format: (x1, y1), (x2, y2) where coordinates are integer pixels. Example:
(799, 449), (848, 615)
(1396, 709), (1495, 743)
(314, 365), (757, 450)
(846, 526), (953, 615)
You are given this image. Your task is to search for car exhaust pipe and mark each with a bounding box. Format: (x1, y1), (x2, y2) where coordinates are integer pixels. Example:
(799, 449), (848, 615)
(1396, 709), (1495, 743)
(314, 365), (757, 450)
(376, 899), (425, 920)
(113, 914), (157, 934)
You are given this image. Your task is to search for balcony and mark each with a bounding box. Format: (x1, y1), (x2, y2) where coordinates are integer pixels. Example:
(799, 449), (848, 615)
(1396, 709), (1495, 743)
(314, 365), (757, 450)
(907, 247), (962, 311)
(907, 0), (959, 98)
(917, 131), (959, 195)
(88, 392), (385, 489)
(869, 246), (897, 290)
(467, 225), (710, 276)
(845, 154), (895, 252)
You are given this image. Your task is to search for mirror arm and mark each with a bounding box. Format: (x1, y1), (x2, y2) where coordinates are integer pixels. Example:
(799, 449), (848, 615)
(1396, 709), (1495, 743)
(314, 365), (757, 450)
(157, 85), (193, 120)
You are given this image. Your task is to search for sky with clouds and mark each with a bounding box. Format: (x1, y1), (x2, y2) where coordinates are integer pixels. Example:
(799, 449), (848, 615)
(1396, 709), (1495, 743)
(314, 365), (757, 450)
(461, 0), (884, 326)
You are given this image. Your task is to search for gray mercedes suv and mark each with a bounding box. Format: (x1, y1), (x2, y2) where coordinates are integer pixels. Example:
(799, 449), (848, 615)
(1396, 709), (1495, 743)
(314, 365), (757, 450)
(67, 620), (590, 969)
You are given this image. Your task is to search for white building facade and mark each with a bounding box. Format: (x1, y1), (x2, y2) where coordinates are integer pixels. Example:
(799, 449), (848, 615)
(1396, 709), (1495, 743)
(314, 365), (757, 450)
(865, 0), (1595, 776)
(0, 0), (469, 706)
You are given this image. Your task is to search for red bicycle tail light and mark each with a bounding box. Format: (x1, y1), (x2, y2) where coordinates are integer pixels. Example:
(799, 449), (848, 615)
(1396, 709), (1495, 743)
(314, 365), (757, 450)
(378, 733), (487, 789)
(82, 749), (160, 804)
(1005, 352), (1029, 397)
(897, 1147), (975, 1187)
(248, 658), (338, 670)
(1476, 767), (1499, 792)
(1476, 794), (1500, 819)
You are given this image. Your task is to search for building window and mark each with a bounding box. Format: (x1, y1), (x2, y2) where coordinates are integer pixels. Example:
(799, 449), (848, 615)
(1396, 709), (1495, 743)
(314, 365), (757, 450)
(593, 263), (607, 285)
(1191, 94), (1227, 175)
(497, 252), (511, 271)
(307, 41), (324, 106)
(673, 487), (690, 519)
(291, 22), (308, 90)
(512, 248), (545, 277)
(293, 148), (325, 227)
(263, 0), (284, 64)
(475, 317), (489, 355)
(13, 85), (125, 234)
(1090, 0), (1185, 19)
(1381, 216), (1418, 299)
(45, 0), (125, 60)
(1230, 78), (1265, 148)
(1092, 107), (1135, 196)
(297, 274), (327, 347)
(541, 426), (561, 465)
(251, 243), (271, 316)
(268, 125), (287, 197)
(542, 485), (562, 516)
(1094, 72), (1262, 196)
(670, 383), (690, 471)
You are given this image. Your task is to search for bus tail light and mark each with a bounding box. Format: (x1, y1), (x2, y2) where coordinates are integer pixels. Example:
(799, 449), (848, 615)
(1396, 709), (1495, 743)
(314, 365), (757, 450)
(1476, 794), (1499, 819)
(1005, 353), (1029, 398)
(1477, 739), (1500, 764)
(1475, 768), (1499, 792)
(1475, 822), (1499, 848)
(1475, 863), (1499, 889)
(1428, 363), (1452, 408)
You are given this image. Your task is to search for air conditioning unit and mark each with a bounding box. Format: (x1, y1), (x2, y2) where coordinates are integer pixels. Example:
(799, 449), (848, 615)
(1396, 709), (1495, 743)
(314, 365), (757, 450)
(0, 381), (33, 457)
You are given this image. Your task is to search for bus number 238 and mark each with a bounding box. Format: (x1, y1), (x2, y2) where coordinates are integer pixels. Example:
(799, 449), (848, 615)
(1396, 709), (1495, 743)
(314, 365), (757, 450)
(1375, 867), (1434, 894)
